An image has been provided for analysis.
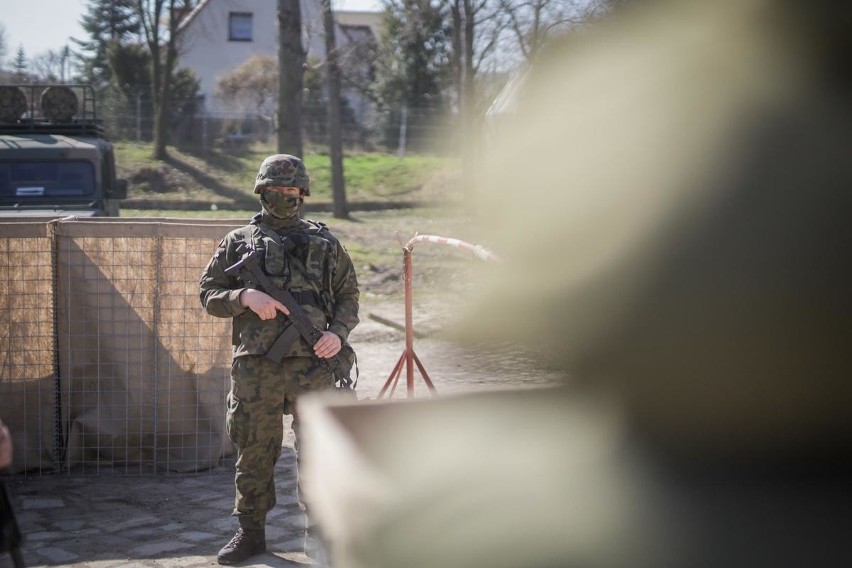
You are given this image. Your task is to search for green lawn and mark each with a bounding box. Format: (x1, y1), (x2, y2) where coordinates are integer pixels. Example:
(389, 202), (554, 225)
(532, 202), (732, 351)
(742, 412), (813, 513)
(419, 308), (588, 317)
(114, 142), (460, 209)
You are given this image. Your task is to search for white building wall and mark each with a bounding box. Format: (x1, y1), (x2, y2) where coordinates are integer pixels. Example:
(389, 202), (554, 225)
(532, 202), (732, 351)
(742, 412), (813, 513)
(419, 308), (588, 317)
(177, 0), (330, 115)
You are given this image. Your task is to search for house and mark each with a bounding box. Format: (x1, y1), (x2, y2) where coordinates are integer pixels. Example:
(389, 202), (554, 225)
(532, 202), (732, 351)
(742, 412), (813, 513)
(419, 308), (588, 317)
(175, 0), (382, 123)
(483, 65), (529, 144)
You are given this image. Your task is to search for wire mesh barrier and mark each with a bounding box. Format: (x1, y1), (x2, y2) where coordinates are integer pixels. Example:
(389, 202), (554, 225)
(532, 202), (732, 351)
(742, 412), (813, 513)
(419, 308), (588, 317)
(0, 222), (57, 474)
(0, 217), (243, 475)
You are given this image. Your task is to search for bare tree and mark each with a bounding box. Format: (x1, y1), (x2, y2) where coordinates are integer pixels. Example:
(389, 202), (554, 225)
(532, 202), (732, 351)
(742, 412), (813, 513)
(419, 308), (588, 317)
(335, 27), (379, 100)
(215, 55), (278, 122)
(450, 0), (500, 207)
(494, 0), (598, 64)
(320, 0), (349, 219)
(446, 0), (604, 208)
(29, 51), (61, 82)
(0, 24), (8, 70)
(12, 46), (27, 81)
(134, 0), (196, 160)
(278, 0), (305, 156)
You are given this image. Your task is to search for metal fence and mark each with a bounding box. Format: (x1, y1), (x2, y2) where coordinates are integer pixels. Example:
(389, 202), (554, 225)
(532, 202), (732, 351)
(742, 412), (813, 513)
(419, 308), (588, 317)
(0, 217), (244, 475)
(102, 94), (457, 155)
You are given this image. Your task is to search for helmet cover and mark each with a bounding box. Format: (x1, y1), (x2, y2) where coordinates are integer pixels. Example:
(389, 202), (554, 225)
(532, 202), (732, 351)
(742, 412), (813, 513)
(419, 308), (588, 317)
(253, 154), (311, 195)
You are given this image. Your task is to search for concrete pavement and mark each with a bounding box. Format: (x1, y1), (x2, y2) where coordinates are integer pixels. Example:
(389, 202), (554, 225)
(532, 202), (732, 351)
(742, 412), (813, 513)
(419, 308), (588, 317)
(2, 446), (317, 568)
(0, 336), (565, 568)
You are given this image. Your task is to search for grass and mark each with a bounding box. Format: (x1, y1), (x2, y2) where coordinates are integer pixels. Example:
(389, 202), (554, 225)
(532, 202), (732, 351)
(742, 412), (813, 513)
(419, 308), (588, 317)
(118, 204), (482, 298)
(115, 143), (471, 295)
(114, 141), (461, 210)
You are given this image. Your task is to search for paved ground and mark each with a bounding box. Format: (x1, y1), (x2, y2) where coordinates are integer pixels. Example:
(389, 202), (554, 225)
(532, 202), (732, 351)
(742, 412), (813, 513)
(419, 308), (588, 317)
(2, 450), (312, 568)
(0, 206), (567, 568)
(2, 324), (565, 568)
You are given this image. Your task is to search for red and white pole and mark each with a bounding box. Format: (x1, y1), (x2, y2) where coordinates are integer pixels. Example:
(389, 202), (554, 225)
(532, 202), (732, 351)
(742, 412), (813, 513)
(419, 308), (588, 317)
(377, 234), (499, 399)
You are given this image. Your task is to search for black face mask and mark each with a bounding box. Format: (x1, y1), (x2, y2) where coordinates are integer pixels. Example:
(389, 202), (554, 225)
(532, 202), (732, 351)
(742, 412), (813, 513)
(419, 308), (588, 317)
(261, 192), (301, 219)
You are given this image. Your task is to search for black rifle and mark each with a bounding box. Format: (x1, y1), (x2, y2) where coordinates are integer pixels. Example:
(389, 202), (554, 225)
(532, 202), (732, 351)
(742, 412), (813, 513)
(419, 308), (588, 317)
(225, 249), (354, 389)
(0, 480), (24, 568)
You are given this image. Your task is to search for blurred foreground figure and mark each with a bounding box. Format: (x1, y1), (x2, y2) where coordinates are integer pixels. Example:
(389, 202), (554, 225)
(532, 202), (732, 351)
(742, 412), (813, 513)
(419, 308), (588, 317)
(300, 1), (852, 566)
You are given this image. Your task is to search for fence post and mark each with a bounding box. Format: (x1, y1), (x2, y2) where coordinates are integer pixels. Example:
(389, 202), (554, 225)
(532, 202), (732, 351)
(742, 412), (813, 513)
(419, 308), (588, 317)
(136, 91), (142, 142)
(397, 104), (408, 158)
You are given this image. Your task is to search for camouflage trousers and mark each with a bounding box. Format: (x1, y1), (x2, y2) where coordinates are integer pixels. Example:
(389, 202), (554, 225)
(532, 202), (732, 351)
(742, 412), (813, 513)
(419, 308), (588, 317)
(226, 354), (332, 530)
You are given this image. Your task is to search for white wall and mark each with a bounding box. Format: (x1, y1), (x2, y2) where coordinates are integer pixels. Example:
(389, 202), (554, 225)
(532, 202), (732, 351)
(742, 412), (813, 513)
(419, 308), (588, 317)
(177, 0), (328, 115)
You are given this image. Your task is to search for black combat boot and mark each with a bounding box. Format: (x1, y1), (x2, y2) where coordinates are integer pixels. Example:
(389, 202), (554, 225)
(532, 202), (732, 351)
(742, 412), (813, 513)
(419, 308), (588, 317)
(217, 527), (266, 565)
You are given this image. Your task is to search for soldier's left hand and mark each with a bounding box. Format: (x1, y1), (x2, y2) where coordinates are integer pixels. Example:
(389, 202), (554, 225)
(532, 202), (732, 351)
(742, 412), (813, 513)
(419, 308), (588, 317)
(314, 331), (342, 359)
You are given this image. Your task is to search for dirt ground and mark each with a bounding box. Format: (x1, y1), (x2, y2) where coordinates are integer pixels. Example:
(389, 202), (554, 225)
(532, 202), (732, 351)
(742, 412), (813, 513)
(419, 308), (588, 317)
(304, 206), (568, 400)
(1, 205), (567, 568)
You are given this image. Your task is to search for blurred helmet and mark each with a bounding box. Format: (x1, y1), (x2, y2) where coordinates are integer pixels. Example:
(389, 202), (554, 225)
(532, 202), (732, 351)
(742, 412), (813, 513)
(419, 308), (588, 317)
(253, 154), (311, 195)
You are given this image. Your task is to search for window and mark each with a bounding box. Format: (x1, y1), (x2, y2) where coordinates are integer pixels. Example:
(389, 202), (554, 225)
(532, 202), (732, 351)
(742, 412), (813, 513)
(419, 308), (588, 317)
(0, 161), (95, 198)
(229, 12), (253, 41)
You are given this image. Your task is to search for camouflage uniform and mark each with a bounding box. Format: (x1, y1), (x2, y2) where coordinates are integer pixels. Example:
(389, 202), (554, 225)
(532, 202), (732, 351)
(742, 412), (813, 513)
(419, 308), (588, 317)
(200, 156), (359, 534)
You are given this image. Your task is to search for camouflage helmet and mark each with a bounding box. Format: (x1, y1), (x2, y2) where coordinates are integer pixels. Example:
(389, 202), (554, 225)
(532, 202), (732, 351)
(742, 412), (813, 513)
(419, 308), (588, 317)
(253, 154), (311, 195)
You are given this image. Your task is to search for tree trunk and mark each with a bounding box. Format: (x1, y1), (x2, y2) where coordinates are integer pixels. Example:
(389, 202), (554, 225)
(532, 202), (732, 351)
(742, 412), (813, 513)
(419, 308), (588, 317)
(154, 1), (179, 160)
(136, 0), (173, 160)
(153, 89), (170, 159)
(142, 0), (165, 159)
(322, 0), (348, 219)
(451, 1), (463, 148)
(150, 52), (165, 158)
(460, 0), (478, 211)
(277, 0), (304, 156)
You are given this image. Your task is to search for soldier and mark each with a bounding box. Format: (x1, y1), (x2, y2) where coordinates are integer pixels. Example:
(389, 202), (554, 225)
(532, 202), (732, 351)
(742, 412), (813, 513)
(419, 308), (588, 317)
(200, 154), (359, 565)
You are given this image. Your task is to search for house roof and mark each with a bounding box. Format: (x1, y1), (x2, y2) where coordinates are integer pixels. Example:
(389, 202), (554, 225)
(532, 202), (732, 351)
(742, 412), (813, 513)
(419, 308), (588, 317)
(334, 10), (384, 40)
(176, 0), (213, 34)
(486, 66), (530, 117)
(176, 1), (383, 36)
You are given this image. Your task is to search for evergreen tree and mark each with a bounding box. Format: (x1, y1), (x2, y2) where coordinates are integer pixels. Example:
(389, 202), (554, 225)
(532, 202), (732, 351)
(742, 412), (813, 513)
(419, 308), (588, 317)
(13, 46), (27, 81)
(374, 0), (453, 151)
(108, 42), (151, 99)
(73, 0), (140, 87)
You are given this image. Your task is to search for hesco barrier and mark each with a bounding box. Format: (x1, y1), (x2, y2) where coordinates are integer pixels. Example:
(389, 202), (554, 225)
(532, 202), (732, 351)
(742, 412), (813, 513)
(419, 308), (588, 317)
(0, 216), (244, 475)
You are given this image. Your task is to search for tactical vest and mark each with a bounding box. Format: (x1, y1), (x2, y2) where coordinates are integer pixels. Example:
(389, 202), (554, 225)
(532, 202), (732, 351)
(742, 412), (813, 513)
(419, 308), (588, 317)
(232, 220), (338, 358)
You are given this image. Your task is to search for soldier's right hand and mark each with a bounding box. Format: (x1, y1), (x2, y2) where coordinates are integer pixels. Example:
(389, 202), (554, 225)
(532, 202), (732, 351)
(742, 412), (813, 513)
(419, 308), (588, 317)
(239, 289), (290, 320)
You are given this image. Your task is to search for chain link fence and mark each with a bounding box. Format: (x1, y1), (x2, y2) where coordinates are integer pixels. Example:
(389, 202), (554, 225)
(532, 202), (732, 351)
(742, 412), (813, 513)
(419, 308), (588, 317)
(100, 92), (457, 155)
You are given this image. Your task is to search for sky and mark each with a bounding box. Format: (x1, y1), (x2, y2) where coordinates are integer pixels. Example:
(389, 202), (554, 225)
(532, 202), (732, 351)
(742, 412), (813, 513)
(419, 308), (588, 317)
(0, 0), (381, 62)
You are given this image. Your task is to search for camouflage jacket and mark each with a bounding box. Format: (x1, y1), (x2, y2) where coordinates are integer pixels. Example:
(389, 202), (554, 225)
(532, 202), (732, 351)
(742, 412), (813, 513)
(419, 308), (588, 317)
(199, 213), (360, 359)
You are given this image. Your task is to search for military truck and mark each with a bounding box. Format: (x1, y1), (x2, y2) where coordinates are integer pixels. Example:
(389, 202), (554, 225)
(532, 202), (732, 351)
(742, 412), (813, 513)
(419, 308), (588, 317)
(0, 84), (127, 217)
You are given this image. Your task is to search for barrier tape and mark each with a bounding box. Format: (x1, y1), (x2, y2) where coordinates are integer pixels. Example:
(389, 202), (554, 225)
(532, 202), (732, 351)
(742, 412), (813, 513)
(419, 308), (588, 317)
(378, 233), (500, 399)
(404, 234), (500, 262)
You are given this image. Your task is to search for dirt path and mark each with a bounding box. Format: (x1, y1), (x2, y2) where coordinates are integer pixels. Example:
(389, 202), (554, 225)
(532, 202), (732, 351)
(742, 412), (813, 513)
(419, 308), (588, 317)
(316, 206), (567, 400)
(348, 297), (566, 400)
